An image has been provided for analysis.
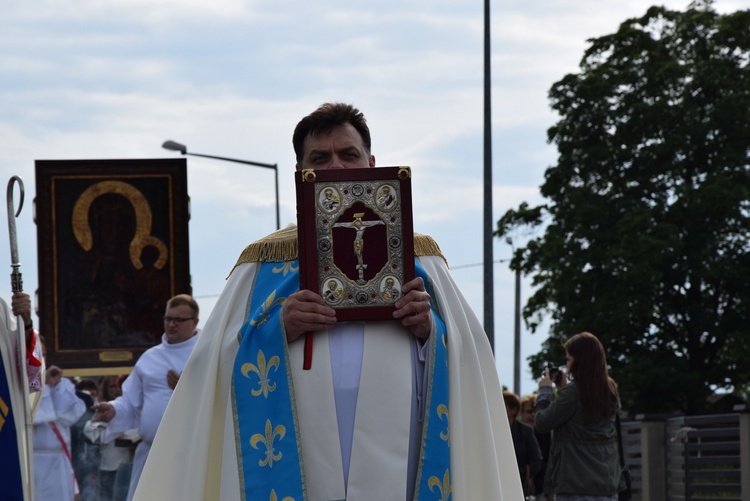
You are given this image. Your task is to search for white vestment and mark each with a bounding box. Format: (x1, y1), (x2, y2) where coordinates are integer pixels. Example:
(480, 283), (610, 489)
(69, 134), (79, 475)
(100, 331), (199, 501)
(0, 297), (43, 501)
(135, 231), (523, 500)
(33, 377), (86, 501)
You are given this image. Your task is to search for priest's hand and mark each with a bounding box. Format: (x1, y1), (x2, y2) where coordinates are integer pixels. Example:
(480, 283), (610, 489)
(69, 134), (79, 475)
(393, 277), (432, 340)
(11, 292), (33, 344)
(282, 289), (337, 343)
(92, 402), (116, 423)
(11, 291), (31, 322)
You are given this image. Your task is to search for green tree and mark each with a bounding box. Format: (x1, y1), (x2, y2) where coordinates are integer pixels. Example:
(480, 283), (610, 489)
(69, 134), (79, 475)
(496, 1), (750, 414)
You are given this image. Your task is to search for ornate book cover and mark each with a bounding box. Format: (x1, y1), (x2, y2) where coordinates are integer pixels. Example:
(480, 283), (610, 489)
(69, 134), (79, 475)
(295, 166), (415, 321)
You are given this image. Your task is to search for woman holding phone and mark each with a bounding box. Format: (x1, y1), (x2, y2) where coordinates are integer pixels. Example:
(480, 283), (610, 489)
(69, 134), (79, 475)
(535, 332), (621, 501)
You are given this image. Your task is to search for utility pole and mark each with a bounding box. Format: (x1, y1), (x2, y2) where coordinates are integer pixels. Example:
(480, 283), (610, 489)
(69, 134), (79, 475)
(514, 265), (521, 394)
(507, 237), (521, 394)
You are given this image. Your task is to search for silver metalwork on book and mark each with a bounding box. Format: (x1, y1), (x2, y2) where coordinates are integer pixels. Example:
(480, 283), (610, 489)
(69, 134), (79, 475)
(314, 179), (405, 308)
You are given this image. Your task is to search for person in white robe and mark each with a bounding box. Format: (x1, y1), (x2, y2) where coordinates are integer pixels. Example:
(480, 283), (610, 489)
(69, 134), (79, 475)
(135, 103), (524, 500)
(33, 365), (86, 501)
(91, 294), (200, 501)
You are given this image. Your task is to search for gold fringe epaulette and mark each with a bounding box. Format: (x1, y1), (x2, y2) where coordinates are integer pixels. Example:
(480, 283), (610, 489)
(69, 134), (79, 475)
(227, 226), (298, 278)
(227, 226), (447, 278)
(414, 233), (447, 266)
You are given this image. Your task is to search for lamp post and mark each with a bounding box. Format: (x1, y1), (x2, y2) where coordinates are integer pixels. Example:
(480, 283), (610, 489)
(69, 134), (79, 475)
(483, 0), (494, 352)
(162, 140), (280, 230)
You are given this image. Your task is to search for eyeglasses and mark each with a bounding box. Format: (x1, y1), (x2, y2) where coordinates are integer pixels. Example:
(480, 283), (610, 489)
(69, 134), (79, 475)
(162, 316), (195, 325)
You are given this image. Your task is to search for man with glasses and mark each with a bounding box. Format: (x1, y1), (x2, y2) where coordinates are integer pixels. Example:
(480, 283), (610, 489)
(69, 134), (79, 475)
(91, 294), (199, 501)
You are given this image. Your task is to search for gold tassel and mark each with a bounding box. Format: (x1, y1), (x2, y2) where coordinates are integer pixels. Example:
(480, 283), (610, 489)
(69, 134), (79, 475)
(414, 233), (448, 266)
(226, 226), (298, 278)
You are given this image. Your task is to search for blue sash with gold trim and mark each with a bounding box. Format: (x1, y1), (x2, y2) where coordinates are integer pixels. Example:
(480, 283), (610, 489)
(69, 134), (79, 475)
(414, 262), (451, 501)
(232, 259), (451, 501)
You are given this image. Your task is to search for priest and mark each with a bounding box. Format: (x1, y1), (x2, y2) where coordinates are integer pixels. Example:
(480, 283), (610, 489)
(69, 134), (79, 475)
(135, 103), (523, 500)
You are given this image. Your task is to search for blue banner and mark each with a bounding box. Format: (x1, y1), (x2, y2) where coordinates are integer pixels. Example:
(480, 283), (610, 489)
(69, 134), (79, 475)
(0, 357), (24, 501)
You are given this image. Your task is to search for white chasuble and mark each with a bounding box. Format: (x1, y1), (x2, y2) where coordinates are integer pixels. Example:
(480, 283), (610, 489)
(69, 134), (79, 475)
(134, 228), (524, 501)
(288, 323), (412, 501)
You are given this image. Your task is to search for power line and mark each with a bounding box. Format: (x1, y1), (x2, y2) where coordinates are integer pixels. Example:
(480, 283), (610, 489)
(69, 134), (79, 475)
(452, 258), (510, 270)
(195, 258), (513, 300)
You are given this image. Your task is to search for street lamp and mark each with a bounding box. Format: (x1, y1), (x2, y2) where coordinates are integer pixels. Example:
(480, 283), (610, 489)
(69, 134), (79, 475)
(162, 140), (280, 230)
(483, 0), (494, 352)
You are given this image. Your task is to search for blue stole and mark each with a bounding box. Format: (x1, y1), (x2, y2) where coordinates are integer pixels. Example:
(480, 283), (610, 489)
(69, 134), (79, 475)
(232, 259), (452, 501)
(0, 357), (24, 501)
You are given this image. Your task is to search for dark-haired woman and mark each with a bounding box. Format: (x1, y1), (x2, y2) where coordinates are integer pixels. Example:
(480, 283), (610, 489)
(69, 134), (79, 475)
(535, 332), (620, 501)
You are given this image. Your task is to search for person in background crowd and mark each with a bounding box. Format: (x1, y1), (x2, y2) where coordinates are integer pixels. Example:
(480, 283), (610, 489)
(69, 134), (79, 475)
(535, 332), (621, 501)
(91, 294), (200, 501)
(520, 393), (552, 501)
(85, 375), (132, 501)
(72, 378), (101, 500)
(76, 378), (99, 402)
(504, 390), (543, 498)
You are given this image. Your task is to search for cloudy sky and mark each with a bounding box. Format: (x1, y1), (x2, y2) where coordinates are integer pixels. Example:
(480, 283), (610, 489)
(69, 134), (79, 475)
(1, 0), (744, 396)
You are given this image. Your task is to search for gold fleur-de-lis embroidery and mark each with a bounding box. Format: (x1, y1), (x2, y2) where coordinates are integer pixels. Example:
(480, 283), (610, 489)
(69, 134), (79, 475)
(269, 489), (295, 501)
(272, 262), (298, 276)
(250, 419), (286, 467)
(241, 350), (280, 398)
(250, 290), (286, 327)
(428, 469), (452, 501)
(437, 403), (449, 442)
(0, 396), (9, 431)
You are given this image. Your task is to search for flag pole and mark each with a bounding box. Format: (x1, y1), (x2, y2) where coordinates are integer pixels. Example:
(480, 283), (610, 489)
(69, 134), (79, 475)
(7, 175), (34, 501)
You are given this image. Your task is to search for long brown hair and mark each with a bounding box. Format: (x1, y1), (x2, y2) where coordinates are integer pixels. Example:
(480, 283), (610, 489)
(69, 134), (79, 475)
(564, 332), (618, 422)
